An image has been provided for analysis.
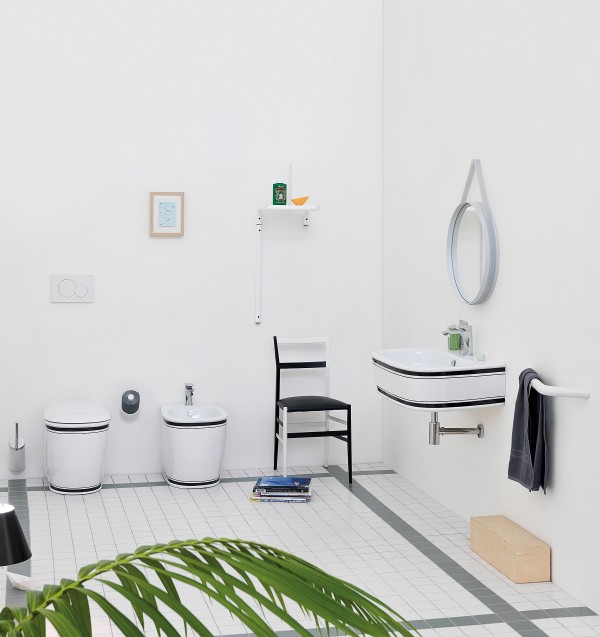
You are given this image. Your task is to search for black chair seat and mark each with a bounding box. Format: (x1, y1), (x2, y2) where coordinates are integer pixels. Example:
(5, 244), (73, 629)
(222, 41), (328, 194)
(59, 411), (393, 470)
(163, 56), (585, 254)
(277, 395), (349, 412)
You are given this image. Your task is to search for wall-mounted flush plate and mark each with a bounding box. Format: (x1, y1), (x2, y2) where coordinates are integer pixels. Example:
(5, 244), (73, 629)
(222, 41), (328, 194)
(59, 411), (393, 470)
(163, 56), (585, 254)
(51, 274), (94, 303)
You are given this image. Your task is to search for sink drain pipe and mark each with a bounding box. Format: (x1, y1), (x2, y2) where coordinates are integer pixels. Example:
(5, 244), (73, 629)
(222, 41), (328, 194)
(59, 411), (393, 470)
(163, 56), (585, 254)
(428, 412), (484, 445)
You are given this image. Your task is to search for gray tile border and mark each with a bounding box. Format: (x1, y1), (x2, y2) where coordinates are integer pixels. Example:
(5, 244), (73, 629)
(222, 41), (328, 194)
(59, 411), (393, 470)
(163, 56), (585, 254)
(521, 609), (551, 620)
(6, 479), (30, 608)
(24, 468), (396, 492)
(477, 613), (503, 625)
(426, 617), (454, 628)
(327, 465), (550, 637)
(568, 606), (598, 617)
(532, 606), (597, 619)
(212, 610), (592, 637)
(451, 615), (481, 626)
(546, 607), (575, 617)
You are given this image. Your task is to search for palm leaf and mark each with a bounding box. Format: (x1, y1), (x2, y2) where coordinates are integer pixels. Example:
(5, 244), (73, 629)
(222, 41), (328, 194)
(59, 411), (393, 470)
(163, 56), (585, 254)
(3, 538), (417, 636)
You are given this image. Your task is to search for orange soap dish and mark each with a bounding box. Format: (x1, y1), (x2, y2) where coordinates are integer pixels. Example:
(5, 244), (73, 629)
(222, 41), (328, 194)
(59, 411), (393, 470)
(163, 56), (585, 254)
(291, 196), (309, 206)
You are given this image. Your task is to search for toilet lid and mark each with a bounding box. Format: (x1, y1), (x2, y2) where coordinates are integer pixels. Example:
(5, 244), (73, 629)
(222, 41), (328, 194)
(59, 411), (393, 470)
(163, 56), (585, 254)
(44, 401), (111, 428)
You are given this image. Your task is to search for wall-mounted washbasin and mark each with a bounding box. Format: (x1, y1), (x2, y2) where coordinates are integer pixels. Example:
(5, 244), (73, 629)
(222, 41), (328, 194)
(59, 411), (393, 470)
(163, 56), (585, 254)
(372, 348), (505, 411)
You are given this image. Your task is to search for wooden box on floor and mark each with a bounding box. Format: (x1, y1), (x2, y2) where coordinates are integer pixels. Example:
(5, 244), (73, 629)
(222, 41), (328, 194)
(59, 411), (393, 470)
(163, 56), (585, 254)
(470, 515), (550, 584)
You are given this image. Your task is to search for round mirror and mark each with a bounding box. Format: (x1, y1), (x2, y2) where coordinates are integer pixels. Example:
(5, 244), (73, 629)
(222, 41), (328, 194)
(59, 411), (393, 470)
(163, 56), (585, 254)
(447, 201), (499, 304)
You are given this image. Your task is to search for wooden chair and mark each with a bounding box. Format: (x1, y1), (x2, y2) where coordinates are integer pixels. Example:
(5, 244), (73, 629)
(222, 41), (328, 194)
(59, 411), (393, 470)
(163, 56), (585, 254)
(273, 336), (352, 483)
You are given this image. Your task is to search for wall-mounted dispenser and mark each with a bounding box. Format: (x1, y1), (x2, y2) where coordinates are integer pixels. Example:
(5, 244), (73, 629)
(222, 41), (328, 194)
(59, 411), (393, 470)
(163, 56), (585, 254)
(121, 391), (140, 416)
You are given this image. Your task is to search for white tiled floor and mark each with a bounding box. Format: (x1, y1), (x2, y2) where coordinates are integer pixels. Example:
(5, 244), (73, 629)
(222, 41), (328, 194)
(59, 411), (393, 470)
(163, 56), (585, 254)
(6, 465), (599, 636)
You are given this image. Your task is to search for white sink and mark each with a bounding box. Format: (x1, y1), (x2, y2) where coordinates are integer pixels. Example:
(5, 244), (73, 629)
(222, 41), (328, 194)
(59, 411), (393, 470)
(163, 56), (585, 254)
(372, 347), (505, 411)
(161, 402), (228, 425)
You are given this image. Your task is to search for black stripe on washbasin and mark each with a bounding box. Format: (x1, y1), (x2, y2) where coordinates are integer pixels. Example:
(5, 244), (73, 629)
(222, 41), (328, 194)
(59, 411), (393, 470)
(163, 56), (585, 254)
(372, 357), (505, 377)
(376, 385), (505, 409)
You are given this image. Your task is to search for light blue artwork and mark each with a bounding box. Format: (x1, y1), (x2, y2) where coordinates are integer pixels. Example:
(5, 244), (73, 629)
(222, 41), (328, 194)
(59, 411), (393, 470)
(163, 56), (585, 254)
(159, 201), (177, 227)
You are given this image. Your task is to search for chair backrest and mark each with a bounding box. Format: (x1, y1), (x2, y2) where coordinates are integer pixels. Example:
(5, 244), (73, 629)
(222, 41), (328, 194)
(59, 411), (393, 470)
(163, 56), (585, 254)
(273, 336), (330, 400)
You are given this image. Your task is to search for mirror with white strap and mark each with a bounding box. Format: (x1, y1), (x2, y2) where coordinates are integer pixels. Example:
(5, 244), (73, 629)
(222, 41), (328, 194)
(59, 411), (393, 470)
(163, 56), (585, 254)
(447, 160), (499, 305)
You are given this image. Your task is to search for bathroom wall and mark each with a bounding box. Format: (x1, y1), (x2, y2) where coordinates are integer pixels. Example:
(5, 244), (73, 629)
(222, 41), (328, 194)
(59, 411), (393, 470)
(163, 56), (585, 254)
(383, 0), (600, 612)
(0, 0), (384, 477)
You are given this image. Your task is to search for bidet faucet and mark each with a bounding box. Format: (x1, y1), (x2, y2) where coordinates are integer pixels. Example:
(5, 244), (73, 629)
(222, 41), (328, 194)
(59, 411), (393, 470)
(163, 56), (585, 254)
(442, 319), (473, 357)
(185, 383), (194, 406)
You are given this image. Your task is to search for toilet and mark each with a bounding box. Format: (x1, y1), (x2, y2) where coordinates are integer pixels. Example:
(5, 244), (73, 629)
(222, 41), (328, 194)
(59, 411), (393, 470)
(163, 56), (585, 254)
(44, 401), (111, 494)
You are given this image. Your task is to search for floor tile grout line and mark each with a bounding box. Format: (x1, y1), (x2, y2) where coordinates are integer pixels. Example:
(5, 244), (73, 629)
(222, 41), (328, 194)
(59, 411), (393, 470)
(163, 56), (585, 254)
(326, 465), (553, 637)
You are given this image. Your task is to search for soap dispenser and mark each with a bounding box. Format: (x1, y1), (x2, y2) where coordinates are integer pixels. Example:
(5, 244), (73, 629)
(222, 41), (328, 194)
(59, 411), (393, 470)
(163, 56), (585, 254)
(444, 322), (461, 351)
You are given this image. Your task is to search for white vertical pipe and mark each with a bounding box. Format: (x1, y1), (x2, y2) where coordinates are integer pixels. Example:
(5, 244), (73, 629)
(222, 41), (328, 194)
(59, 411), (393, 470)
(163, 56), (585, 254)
(255, 209), (263, 323)
(288, 163), (293, 202)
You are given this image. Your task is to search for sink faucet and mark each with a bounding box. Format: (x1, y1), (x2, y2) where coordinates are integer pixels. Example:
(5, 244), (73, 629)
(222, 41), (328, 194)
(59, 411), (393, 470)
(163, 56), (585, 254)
(185, 383), (194, 406)
(442, 320), (473, 357)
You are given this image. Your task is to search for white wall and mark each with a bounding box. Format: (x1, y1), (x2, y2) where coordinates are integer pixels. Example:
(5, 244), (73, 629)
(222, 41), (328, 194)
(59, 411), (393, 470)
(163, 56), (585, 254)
(383, 0), (600, 612)
(0, 0), (383, 477)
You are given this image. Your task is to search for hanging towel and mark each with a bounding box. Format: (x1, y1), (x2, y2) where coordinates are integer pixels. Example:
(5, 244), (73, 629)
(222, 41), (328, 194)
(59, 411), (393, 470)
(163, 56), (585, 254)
(508, 368), (548, 493)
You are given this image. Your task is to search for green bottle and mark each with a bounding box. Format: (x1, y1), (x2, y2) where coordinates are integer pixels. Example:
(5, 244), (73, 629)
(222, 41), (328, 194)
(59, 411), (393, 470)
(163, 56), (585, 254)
(448, 333), (461, 351)
(272, 183), (287, 205)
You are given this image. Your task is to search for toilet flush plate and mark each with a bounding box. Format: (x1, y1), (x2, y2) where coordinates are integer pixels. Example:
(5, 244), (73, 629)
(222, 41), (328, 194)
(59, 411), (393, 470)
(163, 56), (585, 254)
(51, 274), (95, 303)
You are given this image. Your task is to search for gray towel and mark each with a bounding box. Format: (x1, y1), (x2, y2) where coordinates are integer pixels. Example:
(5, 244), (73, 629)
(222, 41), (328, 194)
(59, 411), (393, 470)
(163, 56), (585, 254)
(508, 368), (547, 493)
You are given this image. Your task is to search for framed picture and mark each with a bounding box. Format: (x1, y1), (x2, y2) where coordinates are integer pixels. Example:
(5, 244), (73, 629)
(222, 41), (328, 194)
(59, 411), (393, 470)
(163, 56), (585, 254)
(150, 192), (184, 237)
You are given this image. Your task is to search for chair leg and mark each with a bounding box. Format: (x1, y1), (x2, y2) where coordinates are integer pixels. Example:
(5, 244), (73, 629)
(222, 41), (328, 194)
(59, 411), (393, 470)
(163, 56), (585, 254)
(324, 410), (330, 467)
(282, 407), (288, 477)
(347, 406), (352, 484)
(274, 407), (279, 471)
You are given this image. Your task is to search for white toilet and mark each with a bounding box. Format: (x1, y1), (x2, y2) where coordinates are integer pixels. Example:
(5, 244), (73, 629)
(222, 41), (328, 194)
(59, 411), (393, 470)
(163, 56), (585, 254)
(44, 401), (111, 494)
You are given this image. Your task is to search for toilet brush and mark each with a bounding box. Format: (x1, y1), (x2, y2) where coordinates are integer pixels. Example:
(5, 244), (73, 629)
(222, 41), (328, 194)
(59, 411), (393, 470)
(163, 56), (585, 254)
(8, 422), (25, 473)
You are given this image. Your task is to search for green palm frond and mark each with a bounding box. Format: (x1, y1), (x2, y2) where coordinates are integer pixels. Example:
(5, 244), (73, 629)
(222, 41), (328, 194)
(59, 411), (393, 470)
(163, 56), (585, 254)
(0, 538), (418, 636)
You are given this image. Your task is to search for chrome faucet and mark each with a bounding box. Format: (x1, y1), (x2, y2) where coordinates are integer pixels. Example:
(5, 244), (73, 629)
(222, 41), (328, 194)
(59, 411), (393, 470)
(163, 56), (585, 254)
(442, 319), (473, 357)
(185, 383), (194, 406)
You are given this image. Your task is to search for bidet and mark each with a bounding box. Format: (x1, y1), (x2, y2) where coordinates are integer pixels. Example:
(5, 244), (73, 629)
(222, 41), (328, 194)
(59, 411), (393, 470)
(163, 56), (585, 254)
(161, 402), (228, 488)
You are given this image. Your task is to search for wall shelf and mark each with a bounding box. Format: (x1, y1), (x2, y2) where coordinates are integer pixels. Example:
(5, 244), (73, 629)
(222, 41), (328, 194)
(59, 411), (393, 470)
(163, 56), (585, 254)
(262, 205), (320, 212)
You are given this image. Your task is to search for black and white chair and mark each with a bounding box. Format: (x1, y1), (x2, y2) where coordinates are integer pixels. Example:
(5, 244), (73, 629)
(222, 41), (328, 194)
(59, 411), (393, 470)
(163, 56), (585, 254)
(273, 336), (352, 483)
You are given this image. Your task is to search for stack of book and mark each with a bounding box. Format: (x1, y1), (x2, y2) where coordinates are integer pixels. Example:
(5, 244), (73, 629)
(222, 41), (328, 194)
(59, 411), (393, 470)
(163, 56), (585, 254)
(250, 476), (312, 503)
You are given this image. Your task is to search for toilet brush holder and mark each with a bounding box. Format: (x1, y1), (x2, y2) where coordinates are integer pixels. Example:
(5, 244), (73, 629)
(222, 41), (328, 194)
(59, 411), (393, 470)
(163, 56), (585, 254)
(9, 423), (25, 473)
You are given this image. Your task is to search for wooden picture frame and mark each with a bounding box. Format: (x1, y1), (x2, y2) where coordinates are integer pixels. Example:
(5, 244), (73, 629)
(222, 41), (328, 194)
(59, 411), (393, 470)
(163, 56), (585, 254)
(150, 192), (184, 237)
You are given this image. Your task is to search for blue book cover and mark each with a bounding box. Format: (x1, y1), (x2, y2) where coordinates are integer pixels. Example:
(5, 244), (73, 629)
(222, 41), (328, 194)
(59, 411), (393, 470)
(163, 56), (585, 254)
(253, 476), (311, 492)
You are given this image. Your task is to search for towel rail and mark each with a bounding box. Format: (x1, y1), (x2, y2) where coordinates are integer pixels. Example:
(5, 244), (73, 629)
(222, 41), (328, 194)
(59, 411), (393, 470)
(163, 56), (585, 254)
(530, 378), (590, 399)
